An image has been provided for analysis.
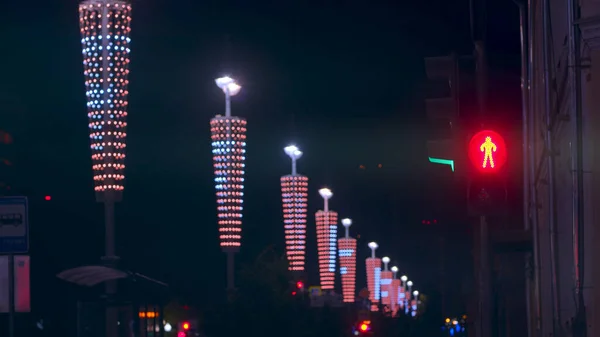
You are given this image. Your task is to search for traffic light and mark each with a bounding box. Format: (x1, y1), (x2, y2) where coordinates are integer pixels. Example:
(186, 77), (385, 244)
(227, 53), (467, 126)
(424, 54), (460, 174)
(291, 280), (305, 296)
(466, 129), (508, 216)
(178, 321), (196, 337)
(353, 320), (372, 335)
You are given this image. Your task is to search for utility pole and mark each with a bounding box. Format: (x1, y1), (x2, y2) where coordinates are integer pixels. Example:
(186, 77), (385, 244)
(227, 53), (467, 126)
(471, 0), (491, 335)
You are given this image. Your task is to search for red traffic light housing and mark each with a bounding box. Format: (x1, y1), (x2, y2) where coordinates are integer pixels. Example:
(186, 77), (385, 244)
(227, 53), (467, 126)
(467, 129), (508, 216)
(296, 281), (304, 289)
(468, 130), (507, 174)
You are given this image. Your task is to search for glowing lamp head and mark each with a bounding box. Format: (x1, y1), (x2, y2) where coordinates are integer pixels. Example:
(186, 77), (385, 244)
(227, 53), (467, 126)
(391, 266), (398, 273)
(341, 218), (352, 227)
(368, 241), (378, 258)
(319, 188), (333, 200)
(407, 281), (413, 287)
(284, 145), (303, 160)
(296, 281), (304, 289)
(413, 290), (419, 296)
(382, 256), (390, 270)
(215, 76), (242, 96)
(401, 275), (408, 282)
(359, 321), (370, 332)
(182, 322), (190, 330)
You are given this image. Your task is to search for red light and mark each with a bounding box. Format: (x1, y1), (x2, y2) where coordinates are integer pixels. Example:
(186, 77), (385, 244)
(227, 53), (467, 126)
(360, 323), (369, 332)
(468, 130), (507, 174)
(291, 291), (297, 296)
(44, 196), (51, 201)
(182, 322), (190, 330)
(178, 332), (186, 337)
(296, 281), (304, 289)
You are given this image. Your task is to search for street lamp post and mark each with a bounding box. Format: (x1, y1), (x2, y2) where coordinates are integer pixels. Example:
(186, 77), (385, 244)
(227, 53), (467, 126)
(211, 76), (245, 291)
(315, 188), (337, 290)
(281, 145), (308, 273)
(338, 218), (357, 303)
(78, 1), (133, 337)
(390, 266), (400, 314)
(366, 242), (381, 311)
(380, 257), (393, 309)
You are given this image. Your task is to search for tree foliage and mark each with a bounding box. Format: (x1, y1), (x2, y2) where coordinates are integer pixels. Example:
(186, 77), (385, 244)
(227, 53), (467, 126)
(203, 246), (346, 337)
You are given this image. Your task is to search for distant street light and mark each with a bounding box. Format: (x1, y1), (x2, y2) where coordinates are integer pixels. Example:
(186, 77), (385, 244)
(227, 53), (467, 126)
(366, 242), (381, 311)
(338, 218), (357, 302)
(281, 145), (308, 272)
(316, 188), (337, 290)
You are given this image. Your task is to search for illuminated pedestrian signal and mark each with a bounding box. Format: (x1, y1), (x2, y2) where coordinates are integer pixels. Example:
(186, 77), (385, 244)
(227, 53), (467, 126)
(468, 130), (507, 174)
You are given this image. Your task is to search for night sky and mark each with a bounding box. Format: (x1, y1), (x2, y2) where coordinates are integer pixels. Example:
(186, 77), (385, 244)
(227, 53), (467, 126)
(0, 0), (521, 315)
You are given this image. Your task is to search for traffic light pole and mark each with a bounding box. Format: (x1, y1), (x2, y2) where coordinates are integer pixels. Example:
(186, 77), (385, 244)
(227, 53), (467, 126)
(227, 250), (235, 291)
(473, 37), (492, 337)
(478, 215), (491, 337)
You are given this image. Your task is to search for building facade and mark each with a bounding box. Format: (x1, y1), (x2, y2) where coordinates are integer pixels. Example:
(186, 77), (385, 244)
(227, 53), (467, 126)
(527, 0), (600, 335)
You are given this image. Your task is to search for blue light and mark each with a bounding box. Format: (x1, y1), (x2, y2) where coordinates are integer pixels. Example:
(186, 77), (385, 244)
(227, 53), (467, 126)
(374, 268), (381, 300)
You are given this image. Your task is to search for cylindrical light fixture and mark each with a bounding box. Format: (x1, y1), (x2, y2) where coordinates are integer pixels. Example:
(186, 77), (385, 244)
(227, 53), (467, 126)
(315, 188), (337, 290)
(281, 145), (308, 271)
(366, 242), (381, 311)
(338, 218), (357, 303)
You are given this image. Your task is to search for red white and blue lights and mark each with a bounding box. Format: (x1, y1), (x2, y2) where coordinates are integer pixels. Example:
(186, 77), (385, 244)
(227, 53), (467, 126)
(79, 0), (132, 198)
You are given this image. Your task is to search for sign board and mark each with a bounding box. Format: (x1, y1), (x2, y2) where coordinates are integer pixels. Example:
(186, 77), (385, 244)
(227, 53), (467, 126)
(308, 286), (322, 297)
(0, 197), (29, 253)
(0, 255), (31, 313)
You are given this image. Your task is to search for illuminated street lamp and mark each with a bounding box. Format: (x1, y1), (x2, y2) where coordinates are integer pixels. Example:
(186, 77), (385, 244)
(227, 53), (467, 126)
(411, 290), (420, 317)
(211, 76), (246, 290)
(366, 242), (381, 311)
(338, 218), (357, 302)
(215, 76), (242, 117)
(405, 280), (414, 314)
(78, 1), (132, 336)
(281, 145), (308, 272)
(390, 266), (401, 314)
(380, 257), (393, 308)
(316, 188), (337, 290)
(398, 275), (408, 310)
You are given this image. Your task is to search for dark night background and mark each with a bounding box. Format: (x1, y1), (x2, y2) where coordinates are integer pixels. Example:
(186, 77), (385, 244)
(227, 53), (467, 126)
(0, 0), (521, 328)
